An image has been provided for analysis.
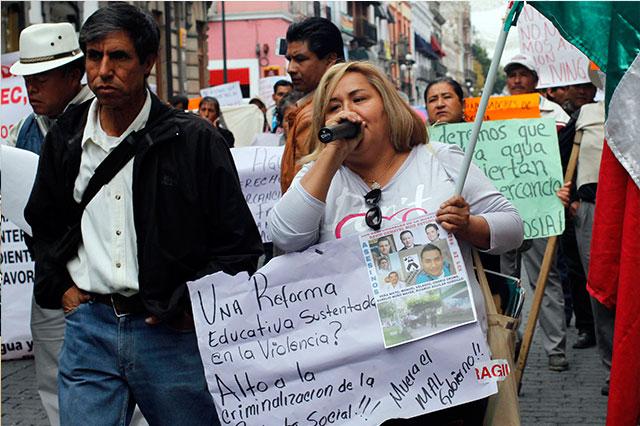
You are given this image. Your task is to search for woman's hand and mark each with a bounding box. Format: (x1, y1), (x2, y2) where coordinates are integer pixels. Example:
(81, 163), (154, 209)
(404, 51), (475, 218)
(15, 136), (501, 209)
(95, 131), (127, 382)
(322, 111), (364, 161)
(556, 181), (571, 208)
(299, 111), (364, 202)
(436, 195), (490, 249)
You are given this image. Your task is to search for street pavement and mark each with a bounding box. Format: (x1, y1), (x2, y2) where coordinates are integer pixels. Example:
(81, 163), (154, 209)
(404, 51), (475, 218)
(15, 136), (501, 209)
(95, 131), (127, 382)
(2, 291), (608, 425)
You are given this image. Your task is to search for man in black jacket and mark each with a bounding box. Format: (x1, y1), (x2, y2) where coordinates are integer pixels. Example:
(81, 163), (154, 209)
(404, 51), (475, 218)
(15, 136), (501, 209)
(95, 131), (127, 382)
(24, 4), (263, 425)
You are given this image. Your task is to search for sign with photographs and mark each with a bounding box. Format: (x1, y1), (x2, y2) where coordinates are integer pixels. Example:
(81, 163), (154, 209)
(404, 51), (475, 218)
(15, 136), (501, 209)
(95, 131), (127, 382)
(360, 214), (478, 348)
(188, 233), (495, 425)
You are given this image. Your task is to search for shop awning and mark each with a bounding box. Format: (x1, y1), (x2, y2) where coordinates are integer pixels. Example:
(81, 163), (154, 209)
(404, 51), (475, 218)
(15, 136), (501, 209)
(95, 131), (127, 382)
(431, 35), (446, 58)
(415, 33), (438, 60)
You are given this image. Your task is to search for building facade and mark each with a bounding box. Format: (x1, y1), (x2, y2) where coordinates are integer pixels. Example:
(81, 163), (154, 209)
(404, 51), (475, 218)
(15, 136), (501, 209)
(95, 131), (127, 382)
(1, 1), (211, 101)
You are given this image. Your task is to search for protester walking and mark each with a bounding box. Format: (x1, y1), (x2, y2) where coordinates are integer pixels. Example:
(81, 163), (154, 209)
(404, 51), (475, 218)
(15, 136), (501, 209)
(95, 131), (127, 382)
(24, 4), (263, 425)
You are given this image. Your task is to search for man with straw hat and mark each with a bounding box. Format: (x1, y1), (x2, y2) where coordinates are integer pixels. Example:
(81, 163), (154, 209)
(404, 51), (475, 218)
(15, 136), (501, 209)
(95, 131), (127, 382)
(7, 22), (93, 426)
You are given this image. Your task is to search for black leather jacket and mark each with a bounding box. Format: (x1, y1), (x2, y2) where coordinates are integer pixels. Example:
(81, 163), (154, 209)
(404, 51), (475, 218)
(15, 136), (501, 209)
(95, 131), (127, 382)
(25, 94), (263, 320)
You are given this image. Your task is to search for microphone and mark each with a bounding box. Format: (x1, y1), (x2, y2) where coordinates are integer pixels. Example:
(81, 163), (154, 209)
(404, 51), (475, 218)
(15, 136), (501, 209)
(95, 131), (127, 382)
(318, 121), (361, 143)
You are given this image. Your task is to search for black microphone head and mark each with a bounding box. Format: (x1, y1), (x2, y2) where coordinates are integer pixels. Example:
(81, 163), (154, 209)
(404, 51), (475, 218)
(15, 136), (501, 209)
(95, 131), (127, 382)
(318, 127), (334, 143)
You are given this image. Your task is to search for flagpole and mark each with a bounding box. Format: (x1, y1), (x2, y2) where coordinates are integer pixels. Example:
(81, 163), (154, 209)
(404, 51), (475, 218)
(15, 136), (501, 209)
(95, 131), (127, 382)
(454, 1), (522, 195)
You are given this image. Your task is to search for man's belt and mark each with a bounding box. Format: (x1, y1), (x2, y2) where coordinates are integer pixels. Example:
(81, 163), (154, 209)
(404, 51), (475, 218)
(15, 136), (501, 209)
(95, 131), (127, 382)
(91, 293), (146, 316)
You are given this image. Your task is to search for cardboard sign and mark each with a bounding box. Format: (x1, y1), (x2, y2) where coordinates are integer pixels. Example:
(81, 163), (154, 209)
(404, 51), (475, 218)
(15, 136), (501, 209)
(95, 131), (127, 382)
(188, 234), (496, 425)
(464, 94), (541, 122)
(200, 81), (243, 107)
(231, 146), (284, 243)
(517, 4), (591, 88)
(429, 118), (565, 239)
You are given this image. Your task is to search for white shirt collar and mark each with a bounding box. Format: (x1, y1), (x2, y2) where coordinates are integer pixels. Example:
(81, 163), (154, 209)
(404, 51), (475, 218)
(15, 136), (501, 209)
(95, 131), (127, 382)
(82, 90), (152, 152)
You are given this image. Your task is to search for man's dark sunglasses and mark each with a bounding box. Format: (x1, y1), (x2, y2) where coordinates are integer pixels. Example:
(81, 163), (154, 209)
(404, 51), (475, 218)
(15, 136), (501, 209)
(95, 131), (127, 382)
(364, 188), (382, 230)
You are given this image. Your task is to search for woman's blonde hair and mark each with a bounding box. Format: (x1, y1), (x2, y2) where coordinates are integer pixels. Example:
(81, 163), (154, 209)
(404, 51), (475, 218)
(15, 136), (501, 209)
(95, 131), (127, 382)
(303, 61), (427, 164)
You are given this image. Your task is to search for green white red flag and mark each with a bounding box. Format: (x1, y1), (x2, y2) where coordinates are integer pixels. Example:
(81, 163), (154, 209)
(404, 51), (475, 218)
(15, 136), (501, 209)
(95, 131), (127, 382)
(531, 2), (640, 425)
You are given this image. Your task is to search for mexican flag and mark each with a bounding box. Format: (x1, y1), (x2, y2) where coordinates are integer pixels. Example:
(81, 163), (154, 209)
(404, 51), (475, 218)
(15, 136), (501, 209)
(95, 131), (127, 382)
(531, 2), (640, 425)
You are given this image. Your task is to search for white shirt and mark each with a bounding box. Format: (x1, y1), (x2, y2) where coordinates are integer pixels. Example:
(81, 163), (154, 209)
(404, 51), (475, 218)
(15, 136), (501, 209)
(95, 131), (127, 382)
(269, 142), (524, 333)
(66, 90), (152, 296)
(539, 95), (569, 128)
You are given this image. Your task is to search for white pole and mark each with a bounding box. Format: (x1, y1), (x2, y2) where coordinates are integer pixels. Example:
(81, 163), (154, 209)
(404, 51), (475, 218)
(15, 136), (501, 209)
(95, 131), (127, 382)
(454, 2), (520, 196)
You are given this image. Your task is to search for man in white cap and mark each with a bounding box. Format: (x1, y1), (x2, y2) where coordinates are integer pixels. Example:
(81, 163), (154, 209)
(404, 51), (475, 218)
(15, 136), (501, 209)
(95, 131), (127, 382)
(8, 23), (93, 153)
(505, 54), (570, 129)
(7, 22), (93, 426)
(502, 54), (571, 372)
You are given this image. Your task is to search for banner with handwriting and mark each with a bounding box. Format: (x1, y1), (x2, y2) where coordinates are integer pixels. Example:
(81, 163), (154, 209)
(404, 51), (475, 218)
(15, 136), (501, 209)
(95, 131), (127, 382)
(188, 235), (496, 425)
(429, 118), (565, 239)
(231, 146), (284, 243)
(1, 217), (34, 360)
(517, 4), (591, 88)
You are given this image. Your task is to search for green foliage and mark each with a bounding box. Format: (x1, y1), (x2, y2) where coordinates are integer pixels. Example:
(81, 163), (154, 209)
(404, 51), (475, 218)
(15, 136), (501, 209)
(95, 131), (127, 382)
(377, 301), (397, 319)
(471, 43), (506, 95)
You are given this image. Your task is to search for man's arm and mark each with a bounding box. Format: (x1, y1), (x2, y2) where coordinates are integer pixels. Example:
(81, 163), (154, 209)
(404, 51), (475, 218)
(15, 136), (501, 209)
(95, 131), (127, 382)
(24, 130), (76, 309)
(195, 126), (264, 278)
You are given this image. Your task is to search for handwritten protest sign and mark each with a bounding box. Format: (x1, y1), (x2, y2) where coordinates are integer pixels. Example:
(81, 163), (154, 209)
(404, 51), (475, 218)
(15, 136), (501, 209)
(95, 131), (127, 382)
(188, 233), (497, 425)
(231, 146), (283, 243)
(517, 4), (591, 88)
(361, 215), (477, 348)
(464, 94), (540, 122)
(1, 217), (35, 360)
(1, 52), (33, 145)
(201, 81), (244, 106)
(429, 118), (565, 239)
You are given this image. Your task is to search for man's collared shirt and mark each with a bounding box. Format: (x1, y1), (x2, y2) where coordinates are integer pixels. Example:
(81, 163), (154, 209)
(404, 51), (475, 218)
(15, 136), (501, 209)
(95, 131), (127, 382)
(66, 90), (151, 296)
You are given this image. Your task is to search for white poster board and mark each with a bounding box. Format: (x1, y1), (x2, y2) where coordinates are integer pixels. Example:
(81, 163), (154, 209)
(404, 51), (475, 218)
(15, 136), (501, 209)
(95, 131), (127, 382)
(517, 4), (591, 88)
(201, 82), (244, 107)
(1, 217), (35, 360)
(231, 146), (283, 243)
(1, 145), (39, 235)
(258, 76), (291, 109)
(1, 51), (33, 145)
(188, 233), (496, 425)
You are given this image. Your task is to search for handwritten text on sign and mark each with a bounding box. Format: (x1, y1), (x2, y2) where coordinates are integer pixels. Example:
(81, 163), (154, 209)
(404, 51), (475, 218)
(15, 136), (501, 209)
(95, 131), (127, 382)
(200, 81), (244, 107)
(188, 235), (496, 425)
(231, 146), (283, 243)
(464, 94), (541, 122)
(1, 217), (35, 360)
(430, 118), (565, 239)
(1, 51), (33, 145)
(517, 4), (591, 88)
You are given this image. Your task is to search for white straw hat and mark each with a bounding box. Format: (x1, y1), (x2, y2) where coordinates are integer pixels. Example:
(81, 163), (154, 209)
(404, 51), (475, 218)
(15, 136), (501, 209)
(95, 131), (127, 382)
(10, 23), (83, 76)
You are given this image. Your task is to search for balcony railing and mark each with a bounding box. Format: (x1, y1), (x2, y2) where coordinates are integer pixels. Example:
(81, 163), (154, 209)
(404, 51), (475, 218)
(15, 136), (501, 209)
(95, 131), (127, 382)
(355, 17), (377, 47)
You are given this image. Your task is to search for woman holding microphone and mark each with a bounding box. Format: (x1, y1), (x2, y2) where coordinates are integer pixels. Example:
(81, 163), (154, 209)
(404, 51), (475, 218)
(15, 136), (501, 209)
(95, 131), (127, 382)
(269, 62), (523, 424)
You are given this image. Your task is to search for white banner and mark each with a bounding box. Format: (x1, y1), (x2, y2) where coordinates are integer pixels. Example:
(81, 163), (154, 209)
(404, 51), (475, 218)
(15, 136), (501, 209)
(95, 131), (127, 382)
(517, 4), (591, 88)
(1, 51), (33, 145)
(188, 235), (496, 425)
(1, 217), (35, 360)
(1, 145), (39, 235)
(201, 81), (244, 107)
(231, 146), (283, 243)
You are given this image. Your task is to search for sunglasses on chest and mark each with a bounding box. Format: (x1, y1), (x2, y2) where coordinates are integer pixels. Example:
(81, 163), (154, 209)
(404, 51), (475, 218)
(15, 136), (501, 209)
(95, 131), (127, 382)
(364, 188), (382, 230)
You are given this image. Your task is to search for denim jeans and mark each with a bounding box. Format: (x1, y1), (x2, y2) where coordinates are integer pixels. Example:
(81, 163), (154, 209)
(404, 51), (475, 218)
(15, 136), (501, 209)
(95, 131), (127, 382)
(58, 301), (219, 426)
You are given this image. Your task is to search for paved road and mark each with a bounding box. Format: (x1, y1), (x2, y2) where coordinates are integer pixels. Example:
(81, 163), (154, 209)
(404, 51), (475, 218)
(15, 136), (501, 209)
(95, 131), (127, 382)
(2, 287), (608, 425)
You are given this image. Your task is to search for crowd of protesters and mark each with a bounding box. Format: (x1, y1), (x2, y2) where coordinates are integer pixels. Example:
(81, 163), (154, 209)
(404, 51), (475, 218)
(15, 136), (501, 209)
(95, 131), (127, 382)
(3, 3), (613, 425)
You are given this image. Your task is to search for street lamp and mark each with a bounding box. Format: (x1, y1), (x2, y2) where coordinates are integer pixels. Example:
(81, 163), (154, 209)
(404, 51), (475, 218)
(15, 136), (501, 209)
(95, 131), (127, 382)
(401, 54), (415, 103)
(465, 79), (473, 97)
